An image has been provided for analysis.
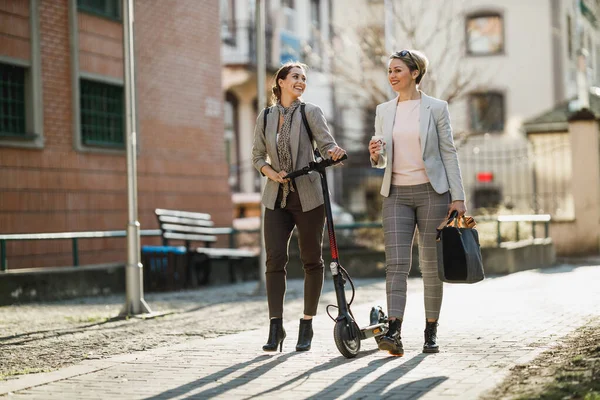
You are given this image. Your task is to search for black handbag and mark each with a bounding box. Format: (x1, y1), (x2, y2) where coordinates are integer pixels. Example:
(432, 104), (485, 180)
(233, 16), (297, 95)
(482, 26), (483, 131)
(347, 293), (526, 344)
(436, 211), (485, 284)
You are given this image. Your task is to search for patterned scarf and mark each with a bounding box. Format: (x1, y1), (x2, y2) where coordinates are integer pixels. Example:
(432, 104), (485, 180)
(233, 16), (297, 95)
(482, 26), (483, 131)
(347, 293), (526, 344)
(276, 99), (301, 208)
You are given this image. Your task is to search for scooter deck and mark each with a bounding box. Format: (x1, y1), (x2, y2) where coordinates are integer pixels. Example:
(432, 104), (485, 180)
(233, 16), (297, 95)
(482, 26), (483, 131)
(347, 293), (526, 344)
(359, 322), (387, 340)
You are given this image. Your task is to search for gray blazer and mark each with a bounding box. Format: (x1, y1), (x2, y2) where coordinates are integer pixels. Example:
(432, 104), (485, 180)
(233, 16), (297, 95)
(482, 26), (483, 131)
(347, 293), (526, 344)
(252, 102), (338, 212)
(371, 92), (466, 201)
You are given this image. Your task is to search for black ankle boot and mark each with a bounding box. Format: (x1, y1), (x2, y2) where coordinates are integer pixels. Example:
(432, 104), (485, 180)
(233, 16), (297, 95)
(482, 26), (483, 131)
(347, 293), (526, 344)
(423, 320), (439, 353)
(263, 318), (286, 352)
(378, 319), (404, 356)
(296, 318), (313, 351)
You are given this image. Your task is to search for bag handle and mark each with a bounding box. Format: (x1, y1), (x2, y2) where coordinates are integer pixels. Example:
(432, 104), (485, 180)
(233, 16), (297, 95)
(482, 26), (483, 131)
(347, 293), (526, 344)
(263, 107), (270, 132)
(300, 103), (322, 159)
(437, 210), (459, 231)
(436, 211), (478, 239)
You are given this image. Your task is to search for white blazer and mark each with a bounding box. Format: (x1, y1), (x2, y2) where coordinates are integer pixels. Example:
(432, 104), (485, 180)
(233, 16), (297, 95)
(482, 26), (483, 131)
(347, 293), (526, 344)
(371, 91), (466, 201)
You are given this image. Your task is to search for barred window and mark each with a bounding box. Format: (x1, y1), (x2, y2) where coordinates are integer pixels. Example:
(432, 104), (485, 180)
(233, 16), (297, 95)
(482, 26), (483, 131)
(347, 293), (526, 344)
(78, 0), (121, 20)
(80, 79), (124, 148)
(469, 92), (505, 133)
(0, 63), (26, 137)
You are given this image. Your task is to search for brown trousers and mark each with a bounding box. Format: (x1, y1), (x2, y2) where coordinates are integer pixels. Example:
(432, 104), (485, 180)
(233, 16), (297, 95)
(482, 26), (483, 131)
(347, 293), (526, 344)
(264, 187), (325, 318)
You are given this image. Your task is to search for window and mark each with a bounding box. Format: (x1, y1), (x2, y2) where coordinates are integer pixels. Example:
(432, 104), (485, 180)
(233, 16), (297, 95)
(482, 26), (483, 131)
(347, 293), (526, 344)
(1, 4), (43, 148)
(466, 13), (504, 55)
(468, 92), (505, 133)
(0, 63), (26, 137)
(80, 79), (124, 148)
(77, 0), (120, 20)
(220, 0), (236, 45)
(224, 92), (239, 191)
(283, 0), (295, 32)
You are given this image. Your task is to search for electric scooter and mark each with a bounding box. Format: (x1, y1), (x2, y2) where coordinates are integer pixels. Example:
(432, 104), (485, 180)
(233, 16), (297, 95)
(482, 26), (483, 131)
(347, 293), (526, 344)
(285, 154), (388, 358)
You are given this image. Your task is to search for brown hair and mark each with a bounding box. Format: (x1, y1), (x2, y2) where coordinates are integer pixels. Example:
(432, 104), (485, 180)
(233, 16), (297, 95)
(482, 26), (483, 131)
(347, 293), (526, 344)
(389, 50), (429, 84)
(270, 61), (308, 105)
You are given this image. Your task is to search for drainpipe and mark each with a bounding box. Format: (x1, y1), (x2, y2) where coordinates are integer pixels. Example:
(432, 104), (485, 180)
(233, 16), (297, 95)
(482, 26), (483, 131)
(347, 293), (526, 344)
(255, 0), (267, 295)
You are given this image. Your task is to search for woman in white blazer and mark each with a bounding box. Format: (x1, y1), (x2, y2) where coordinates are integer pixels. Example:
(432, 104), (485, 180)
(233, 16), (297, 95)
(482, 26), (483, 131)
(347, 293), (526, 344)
(369, 50), (466, 356)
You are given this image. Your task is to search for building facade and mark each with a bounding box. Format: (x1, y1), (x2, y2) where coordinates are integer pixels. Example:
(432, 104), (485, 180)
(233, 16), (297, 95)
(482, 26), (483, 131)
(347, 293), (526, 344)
(220, 0), (335, 197)
(0, 0), (230, 269)
(329, 0), (600, 218)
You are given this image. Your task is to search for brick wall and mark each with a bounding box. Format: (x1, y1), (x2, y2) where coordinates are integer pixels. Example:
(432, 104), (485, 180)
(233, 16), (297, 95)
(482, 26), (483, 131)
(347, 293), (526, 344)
(0, 0), (230, 269)
(0, 1), (30, 60)
(78, 12), (123, 78)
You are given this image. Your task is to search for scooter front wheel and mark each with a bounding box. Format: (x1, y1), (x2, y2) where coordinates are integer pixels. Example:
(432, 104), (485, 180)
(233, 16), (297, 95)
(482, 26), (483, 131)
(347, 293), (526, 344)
(334, 320), (361, 358)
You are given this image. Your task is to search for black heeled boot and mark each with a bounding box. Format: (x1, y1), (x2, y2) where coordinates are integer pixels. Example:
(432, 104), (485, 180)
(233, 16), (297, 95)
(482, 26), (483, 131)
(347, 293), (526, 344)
(378, 318), (404, 356)
(296, 318), (313, 351)
(423, 320), (439, 353)
(263, 318), (286, 352)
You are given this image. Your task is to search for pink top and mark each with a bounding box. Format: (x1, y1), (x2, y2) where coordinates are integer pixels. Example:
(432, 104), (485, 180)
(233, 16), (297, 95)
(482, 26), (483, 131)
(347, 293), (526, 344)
(391, 99), (430, 186)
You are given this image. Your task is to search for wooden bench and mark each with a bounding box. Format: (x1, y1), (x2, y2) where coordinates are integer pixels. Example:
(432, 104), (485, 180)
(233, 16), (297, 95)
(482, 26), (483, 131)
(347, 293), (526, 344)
(155, 208), (258, 284)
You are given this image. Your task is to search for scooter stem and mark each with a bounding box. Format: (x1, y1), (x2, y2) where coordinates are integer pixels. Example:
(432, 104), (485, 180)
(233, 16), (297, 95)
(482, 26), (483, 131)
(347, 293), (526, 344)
(319, 171), (339, 263)
(318, 170), (352, 320)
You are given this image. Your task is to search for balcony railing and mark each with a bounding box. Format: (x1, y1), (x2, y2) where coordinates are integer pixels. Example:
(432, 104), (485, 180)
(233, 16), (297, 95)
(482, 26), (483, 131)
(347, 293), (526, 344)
(221, 19), (275, 68)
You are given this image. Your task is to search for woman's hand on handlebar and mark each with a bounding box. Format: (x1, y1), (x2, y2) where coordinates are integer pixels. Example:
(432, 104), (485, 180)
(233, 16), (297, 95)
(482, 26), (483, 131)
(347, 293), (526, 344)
(261, 165), (289, 184)
(274, 170), (290, 183)
(270, 170), (290, 184)
(328, 146), (346, 161)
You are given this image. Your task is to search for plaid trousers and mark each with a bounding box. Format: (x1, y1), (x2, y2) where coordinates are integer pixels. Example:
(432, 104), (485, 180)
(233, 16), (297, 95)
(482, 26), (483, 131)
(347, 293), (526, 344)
(382, 182), (450, 320)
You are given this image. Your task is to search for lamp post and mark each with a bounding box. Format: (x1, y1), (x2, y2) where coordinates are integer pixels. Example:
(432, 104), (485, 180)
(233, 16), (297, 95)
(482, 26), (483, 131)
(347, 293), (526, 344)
(120, 0), (151, 316)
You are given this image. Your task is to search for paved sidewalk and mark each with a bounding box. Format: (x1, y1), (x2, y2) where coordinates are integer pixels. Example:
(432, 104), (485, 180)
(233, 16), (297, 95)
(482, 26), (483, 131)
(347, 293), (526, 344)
(1, 264), (599, 399)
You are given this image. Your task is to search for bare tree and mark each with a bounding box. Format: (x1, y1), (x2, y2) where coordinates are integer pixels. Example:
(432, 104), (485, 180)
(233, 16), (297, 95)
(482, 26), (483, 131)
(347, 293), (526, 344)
(304, 0), (493, 150)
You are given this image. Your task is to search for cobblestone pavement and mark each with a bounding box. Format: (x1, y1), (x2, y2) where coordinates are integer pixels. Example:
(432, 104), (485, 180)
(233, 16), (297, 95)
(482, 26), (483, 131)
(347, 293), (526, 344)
(0, 277), (390, 378)
(1, 264), (599, 399)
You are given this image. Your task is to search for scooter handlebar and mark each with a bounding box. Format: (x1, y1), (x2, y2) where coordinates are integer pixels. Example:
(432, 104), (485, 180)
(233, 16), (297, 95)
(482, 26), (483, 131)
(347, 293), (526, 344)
(284, 153), (348, 180)
(284, 167), (310, 180)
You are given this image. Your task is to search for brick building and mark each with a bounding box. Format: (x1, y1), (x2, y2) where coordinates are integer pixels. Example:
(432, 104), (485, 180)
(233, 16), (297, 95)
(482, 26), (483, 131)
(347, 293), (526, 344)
(0, 0), (231, 269)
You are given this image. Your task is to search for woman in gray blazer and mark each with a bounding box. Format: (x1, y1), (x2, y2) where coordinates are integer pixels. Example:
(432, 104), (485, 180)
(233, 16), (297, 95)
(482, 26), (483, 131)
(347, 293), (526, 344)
(369, 50), (466, 356)
(252, 62), (346, 353)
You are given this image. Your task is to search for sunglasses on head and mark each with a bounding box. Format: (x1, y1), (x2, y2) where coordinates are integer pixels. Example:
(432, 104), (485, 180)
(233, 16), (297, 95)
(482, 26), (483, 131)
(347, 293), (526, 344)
(395, 50), (420, 74)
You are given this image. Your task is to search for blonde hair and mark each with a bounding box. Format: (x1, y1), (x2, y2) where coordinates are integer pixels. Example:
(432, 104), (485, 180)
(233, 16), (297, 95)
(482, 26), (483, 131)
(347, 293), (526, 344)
(389, 50), (429, 84)
(270, 61), (308, 105)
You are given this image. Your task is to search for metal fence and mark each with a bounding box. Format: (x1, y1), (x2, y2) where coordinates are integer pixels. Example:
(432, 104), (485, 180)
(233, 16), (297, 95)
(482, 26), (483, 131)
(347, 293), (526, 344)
(0, 230), (161, 272)
(333, 134), (572, 222)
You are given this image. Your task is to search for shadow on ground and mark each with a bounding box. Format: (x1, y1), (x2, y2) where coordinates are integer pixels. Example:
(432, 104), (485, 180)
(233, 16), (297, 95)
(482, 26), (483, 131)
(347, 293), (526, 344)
(140, 351), (447, 400)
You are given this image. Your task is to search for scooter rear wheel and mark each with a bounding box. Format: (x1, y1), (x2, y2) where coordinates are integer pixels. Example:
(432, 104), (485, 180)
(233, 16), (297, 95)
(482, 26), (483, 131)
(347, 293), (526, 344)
(334, 320), (361, 358)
